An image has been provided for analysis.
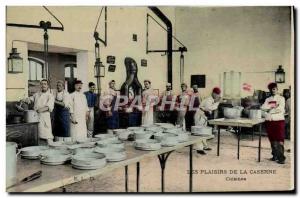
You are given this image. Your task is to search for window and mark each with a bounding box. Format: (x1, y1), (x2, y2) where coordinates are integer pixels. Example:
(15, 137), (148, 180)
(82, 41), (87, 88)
(28, 58), (44, 81)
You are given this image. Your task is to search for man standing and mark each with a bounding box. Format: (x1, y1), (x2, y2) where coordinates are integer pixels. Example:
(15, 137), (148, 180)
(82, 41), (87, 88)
(194, 87), (221, 155)
(261, 82), (286, 164)
(176, 83), (190, 129)
(53, 80), (71, 141)
(84, 82), (97, 137)
(185, 84), (201, 131)
(23, 79), (54, 145)
(142, 80), (158, 125)
(69, 80), (89, 142)
(103, 80), (119, 130)
(158, 83), (176, 124)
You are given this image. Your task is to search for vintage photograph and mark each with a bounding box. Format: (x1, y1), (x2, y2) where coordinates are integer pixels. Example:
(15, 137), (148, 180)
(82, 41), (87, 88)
(5, 5), (294, 193)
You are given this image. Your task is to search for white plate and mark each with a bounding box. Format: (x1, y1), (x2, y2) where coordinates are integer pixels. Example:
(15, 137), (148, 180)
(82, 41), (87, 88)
(72, 164), (106, 170)
(19, 146), (48, 156)
(20, 154), (40, 160)
(41, 160), (68, 165)
(191, 133), (211, 136)
(106, 152), (127, 162)
(135, 145), (161, 151)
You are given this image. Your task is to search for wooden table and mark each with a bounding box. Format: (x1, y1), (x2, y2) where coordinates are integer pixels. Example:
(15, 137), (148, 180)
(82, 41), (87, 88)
(208, 118), (265, 162)
(7, 135), (213, 193)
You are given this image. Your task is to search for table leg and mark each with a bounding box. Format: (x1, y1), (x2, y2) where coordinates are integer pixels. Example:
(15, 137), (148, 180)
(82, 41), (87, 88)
(158, 151), (173, 193)
(258, 124), (262, 162)
(217, 127), (220, 156)
(125, 165), (128, 192)
(237, 127), (240, 160)
(189, 144), (193, 192)
(136, 162), (140, 192)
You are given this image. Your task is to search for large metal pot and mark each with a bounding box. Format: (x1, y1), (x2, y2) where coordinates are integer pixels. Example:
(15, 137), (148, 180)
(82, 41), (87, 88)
(249, 109), (262, 119)
(24, 110), (39, 123)
(6, 142), (18, 187)
(223, 107), (243, 119)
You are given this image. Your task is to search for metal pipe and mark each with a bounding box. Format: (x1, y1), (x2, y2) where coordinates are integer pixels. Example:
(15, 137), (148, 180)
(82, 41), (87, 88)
(6, 23), (63, 30)
(148, 7), (173, 86)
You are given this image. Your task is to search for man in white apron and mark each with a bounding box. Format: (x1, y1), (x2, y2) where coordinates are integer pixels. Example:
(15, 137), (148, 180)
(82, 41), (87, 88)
(23, 79), (55, 145)
(69, 80), (89, 142)
(176, 83), (190, 130)
(142, 80), (158, 125)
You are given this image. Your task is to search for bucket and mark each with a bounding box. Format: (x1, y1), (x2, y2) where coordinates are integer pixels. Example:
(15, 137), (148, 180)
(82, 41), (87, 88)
(6, 142), (18, 188)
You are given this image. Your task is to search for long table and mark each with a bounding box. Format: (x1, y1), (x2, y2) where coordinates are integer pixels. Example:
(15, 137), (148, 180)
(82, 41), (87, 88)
(208, 118), (265, 162)
(7, 135), (213, 193)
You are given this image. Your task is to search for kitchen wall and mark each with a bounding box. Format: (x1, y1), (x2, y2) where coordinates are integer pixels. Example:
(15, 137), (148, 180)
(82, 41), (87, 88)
(6, 6), (176, 101)
(6, 6), (293, 102)
(174, 6), (293, 98)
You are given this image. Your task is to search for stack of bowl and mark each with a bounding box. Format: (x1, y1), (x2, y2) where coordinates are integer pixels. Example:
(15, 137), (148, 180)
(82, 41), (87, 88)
(71, 152), (107, 170)
(19, 146), (49, 160)
(39, 149), (72, 165)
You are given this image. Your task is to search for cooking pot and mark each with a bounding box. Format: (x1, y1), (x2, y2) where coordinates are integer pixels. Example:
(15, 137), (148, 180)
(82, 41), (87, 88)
(249, 109), (262, 119)
(24, 110), (39, 123)
(223, 107), (243, 119)
(6, 142), (19, 187)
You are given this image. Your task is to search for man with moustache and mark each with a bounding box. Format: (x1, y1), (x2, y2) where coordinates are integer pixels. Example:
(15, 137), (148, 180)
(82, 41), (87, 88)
(84, 82), (97, 137)
(69, 80), (89, 142)
(53, 80), (71, 141)
(22, 79), (55, 145)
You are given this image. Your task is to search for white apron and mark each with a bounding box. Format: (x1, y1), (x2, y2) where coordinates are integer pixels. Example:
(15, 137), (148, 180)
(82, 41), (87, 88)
(70, 91), (89, 142)
(30, 90), (54, 140)
(142, 88), (157, 125)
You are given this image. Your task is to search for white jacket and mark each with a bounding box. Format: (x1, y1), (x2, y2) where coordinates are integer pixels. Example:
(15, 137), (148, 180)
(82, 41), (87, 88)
(261, 94), (285, 121)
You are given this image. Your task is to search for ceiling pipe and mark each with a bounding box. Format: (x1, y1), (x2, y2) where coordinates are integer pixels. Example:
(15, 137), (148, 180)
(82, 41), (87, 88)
(148, 6), (173, 87)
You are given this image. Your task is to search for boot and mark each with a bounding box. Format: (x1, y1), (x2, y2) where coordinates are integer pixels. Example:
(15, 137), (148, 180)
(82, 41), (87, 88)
(269, 142), (277, 161)
(276, 143), (286, 164)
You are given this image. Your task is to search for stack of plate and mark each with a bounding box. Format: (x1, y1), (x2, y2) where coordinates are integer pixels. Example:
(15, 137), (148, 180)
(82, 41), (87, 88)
(97, 140), (125, 150)
(134, 139), (161, 151)
(113, 129), (133, 141)
(19, 146), (49, 159)
(134, 130), (153, 140)
(40, 149), (72, 165)
(94, 147), (126, 162)
(105, 152), (127, 162)
(73, 147), (95, 155)
(145, 126), (164, 133)
(48, 141), (69, 149)
(95, 134), (119, 141)
(164, 127), (184, 134)
(176, 132), (190, 143)
(155, 123), (176, 130)
(191, 126), (212, 136)
(160, 133), (179, 147)
(71, 153), (107, 170)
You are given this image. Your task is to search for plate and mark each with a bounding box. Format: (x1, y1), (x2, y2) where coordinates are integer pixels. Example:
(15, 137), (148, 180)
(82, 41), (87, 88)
(20, 154), (40, 160)
(105, 152), (127, 162)
(72, 164), (106, 170)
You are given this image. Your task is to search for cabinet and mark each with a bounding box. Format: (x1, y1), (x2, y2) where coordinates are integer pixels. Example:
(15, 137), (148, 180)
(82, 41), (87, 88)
(6, 122), (39, 147)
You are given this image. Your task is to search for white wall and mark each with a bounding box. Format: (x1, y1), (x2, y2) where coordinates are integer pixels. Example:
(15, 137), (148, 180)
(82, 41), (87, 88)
(174, 6), (292, 98)
(6, 6), (176, 101)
